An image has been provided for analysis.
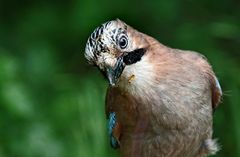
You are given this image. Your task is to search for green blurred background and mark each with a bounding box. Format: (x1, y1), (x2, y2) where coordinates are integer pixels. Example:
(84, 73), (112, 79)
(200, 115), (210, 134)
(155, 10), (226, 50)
(0, 0), (239, 157)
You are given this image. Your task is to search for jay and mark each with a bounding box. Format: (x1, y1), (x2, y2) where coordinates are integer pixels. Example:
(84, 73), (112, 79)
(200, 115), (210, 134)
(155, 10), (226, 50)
(85, 19), (222, 157)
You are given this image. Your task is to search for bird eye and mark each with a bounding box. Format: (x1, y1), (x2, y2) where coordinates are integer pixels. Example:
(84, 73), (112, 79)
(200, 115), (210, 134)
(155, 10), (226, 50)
(118, 35), (128, 49)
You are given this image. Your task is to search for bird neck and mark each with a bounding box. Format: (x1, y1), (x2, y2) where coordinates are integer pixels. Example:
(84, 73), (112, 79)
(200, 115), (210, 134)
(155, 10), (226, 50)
(118, 53), (156, 99)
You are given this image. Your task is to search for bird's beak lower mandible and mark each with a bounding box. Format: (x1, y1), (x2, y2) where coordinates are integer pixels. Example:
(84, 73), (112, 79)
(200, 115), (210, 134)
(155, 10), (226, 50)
(106, 56), (125, 87)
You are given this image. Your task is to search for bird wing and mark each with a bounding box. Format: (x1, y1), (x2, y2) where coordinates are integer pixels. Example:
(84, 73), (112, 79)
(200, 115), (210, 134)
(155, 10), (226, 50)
(105, 87), (121, 148)
(177, 50), (222, 110)
(108, 112), (121, 148)
(194, 53), (222, 109)
(210, 76), (222, 110)
(188, 51), (222, 109)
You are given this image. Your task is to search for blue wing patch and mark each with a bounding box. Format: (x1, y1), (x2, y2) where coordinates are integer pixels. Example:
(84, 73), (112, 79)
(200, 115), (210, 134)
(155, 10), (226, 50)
(108, 112), (120, 149)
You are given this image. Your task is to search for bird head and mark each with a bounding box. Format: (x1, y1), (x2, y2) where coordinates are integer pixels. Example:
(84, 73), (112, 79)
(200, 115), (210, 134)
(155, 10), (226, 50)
(85, 19), (148, 86)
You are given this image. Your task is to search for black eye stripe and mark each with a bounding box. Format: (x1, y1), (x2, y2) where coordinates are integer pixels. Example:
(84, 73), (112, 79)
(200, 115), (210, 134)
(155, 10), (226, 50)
(123, 48), (146, 65)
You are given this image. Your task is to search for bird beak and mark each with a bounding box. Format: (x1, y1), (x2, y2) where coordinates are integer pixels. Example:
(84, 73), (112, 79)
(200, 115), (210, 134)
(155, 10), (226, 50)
(106, 56), (125, 86)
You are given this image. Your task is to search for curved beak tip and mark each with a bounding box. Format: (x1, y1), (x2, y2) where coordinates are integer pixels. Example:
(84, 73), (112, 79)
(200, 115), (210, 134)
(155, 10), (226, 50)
(107, 74), (116, 87)
(109, 82), (116, 87)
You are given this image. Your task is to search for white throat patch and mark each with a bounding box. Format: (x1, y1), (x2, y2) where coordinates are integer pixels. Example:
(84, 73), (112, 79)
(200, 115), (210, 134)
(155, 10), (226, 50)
(118, 55), (155, 98)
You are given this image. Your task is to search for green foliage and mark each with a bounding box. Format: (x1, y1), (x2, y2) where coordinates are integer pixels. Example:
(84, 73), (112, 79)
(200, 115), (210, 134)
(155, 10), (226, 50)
(0, 0), (239, 156)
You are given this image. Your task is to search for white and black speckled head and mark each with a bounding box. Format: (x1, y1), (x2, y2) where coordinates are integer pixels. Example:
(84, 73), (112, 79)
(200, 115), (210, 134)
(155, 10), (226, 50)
(85, 19), (146, 86)
(85, 19), (130, 68)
